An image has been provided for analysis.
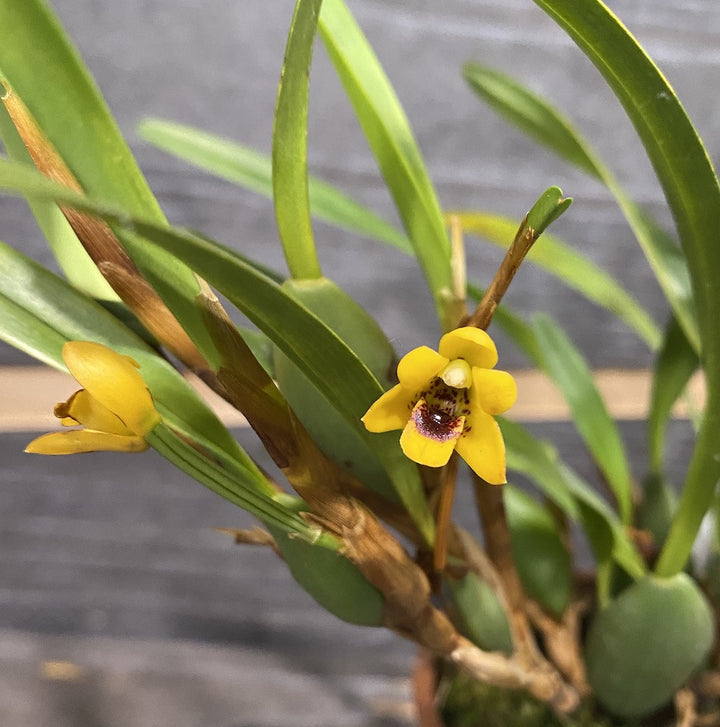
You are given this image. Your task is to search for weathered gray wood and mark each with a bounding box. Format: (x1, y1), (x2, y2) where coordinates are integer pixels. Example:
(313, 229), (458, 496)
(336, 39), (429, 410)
(0, 431), (417, 725)
(2, 0), (719, 367)
(0, 629), (415, 727)
(0, 415), (694, 723)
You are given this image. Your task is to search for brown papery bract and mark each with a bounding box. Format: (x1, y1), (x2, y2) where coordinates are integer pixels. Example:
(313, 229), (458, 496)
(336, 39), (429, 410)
(0, 81), (208, 373)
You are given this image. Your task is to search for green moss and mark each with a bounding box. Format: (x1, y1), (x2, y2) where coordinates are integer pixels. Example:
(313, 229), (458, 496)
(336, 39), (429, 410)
(439, 670), (635, 727)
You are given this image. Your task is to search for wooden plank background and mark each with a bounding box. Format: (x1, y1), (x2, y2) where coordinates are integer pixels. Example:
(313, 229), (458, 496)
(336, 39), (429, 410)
(0, 0), (714, 724)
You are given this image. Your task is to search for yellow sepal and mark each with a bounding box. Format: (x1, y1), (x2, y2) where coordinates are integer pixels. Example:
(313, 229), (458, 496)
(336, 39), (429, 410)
(361, 384), (414, 432)
(62, 341), (161, 436)
(470, 368), (518, 415)
(396, 346), (448, 390)
(25, 429), (149, 455)
(455, 410), (507, 484)
(439, 327), (498, 369)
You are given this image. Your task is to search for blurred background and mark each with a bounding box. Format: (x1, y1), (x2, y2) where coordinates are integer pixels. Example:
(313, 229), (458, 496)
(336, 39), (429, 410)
(0, 0), (715, 724)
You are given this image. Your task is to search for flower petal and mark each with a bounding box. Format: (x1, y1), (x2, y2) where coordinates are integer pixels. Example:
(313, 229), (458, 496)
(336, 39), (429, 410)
(455, 410), (507, 484)
(25, 429), (148, 455)
(362, 384), (414, 432)
(55, 390), (134, 435)
(62, 341), (161, 436)
(470, 368), (518, 415)
(399, 399), (464, 467)
(396, 346), (448, 390)
(439, 327), (498, 369)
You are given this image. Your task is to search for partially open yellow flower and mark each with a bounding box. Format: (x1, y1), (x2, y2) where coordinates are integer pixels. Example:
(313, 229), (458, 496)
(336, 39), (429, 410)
(362, 327), (516, 484)
(26, 341), (161, 455)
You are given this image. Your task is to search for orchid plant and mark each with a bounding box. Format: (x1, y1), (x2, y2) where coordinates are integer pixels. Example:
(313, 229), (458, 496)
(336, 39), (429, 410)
(1, 0), (719, 725)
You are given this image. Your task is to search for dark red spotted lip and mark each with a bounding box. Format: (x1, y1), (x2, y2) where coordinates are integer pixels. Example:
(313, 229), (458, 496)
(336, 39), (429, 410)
(411, 400), (464, 442)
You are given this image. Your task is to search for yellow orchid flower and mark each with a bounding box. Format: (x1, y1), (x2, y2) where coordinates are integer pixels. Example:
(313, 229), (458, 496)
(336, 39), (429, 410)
(26, 341), (161, 455)
(362, 327), (516, 484)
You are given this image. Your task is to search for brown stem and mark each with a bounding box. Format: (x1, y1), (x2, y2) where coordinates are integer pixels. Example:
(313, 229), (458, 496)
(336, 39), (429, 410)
(450, 636), (579, 714)
(463, 216), (537, 330)
(455, 214), (544, 664)
(472, 475), (541, 665)
(413, 649), (445, 727)
(433, 453), (459, 573)
(675, 688), (698, 727)
(526, 599), (591, 695)
(332, 497), (580, 714)
(1, 83), (210, 373)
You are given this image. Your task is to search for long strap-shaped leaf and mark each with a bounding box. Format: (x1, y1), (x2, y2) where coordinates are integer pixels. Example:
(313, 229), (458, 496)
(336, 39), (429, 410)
(140, 120), (661, 350)
(0, 159), (434, 543)
(500, 418), (645, 582)
(138, 118), (412, 253)
(647, 317), (700, 476)
(455, 211), (661, 350)
(0, 0), (219, 365)
(463, 62), (698, 353)
(532, 314), (633, 524)
(0, 239), (257, 477)
(533, 0), (720, 575)
(0, 0), (162, 218)
(318, 0), (455, 330)
(272, 0), (323, 279)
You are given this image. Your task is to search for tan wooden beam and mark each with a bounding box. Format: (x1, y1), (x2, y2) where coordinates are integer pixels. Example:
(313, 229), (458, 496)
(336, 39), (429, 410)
(0, 366), (705, 433)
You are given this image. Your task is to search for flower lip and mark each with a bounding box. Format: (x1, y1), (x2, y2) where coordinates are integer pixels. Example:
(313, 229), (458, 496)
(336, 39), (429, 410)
(362, 326), (515, 483)
(411, 399), (465, 443)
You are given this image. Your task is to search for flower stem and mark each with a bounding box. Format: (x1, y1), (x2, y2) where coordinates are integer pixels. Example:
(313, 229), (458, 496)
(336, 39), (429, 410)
(472, 475), (540, 664)
(433, 452), (459, 573)
(461, 210), (546, 663)
(464, 215), (537, 330)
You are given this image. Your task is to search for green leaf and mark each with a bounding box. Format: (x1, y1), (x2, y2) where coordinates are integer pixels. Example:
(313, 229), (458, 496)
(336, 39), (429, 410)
(269, 514), (385, 626)
(463, 60), (699, 354)
(505, 486), (572, 618)
(585, 574), (714, 718)
(272, 0), (323, 279)
(0, 0), (162, 219)
(458, 212), (661, 350)
(138, 118), (411, 253)
(500, 418), (645, 581)
(149, 426), (333, 544)
(647, 315), (699, 475)
(446, 571), (513, 654)
(524, 185), (572, 237)
(463, 63), (599, 178)
(530, 0), (720, 578)
(274, 277), (398, 499)
(319, 0), (455, 329)
(531, 314), (633, 524)
(0, 239), (254, 472)
(0, 103), (116, 300)
(0, 0), (219, 365)
(0, 161), (433, 542)
(500, 420), (578, 520)
(0, 0), (159, 297)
